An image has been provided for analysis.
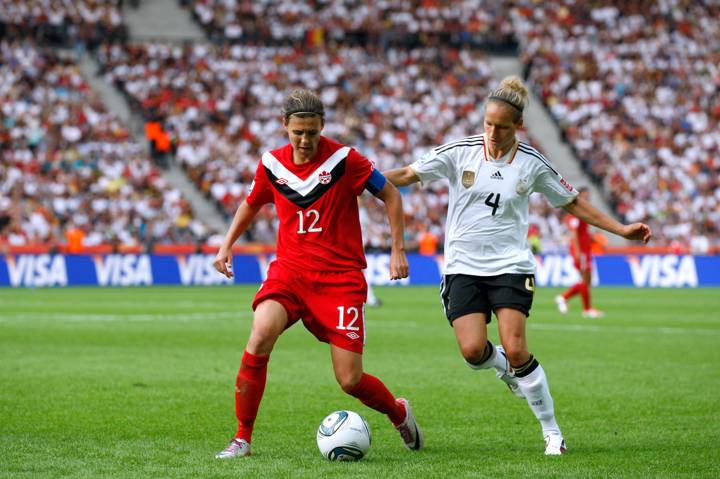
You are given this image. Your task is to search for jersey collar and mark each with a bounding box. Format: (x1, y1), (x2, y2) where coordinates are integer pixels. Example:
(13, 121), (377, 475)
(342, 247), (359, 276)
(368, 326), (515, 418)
(482, 133), (519, 165)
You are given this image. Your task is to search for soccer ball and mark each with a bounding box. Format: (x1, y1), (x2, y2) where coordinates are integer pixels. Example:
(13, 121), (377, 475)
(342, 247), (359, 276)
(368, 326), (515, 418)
(316, 410), (371, 461)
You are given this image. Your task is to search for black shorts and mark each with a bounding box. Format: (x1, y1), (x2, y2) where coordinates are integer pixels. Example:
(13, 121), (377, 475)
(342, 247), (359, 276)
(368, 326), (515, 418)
(440, 273), (535, 324)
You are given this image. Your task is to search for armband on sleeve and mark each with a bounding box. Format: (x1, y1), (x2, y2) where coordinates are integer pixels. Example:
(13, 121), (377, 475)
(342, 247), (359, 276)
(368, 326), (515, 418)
(364, 168), (387, 195)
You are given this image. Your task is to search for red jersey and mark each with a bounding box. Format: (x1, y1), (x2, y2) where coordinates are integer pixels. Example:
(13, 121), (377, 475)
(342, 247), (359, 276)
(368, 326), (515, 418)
(246, 136), (374, 272)
(567, 215), (592, 255)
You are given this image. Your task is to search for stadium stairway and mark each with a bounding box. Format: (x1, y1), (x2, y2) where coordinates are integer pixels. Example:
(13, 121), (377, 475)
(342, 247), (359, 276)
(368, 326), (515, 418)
(78, 52), (228, 235)
(75, 1), (228, 235)
(489, 56), (622, 245)
(122, 0), (205, 41)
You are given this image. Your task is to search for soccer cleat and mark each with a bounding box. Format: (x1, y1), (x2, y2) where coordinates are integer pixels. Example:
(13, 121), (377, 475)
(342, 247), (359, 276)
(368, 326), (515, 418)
(215, 438), (251, 459)
(544, 433), (567, 456)
(554, 295), (568, 314)
(582, 308), (605, 319)
(495, 346), (524, 399)
(395, 398), (424, 451)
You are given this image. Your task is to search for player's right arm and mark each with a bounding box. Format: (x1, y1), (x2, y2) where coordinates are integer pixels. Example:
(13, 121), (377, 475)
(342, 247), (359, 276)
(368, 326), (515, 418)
(385, 145), (453, 186)
(214, 200), (262, 279)
(384, 166), (421, 187)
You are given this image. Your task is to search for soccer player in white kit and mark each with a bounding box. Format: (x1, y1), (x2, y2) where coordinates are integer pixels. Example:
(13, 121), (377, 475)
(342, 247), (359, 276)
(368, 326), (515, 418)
(385, 76), (652, 455)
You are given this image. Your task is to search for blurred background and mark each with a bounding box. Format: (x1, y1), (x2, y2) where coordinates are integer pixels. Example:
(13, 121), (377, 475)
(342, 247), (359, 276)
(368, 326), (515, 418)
(0, 0), (718, 262)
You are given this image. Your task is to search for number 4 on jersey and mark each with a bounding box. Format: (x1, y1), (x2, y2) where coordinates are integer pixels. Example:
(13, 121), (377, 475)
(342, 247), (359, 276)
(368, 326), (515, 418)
(485, 192), (501, 216)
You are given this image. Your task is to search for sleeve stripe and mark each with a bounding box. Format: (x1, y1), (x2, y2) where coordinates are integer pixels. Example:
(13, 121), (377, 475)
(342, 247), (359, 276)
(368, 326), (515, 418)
(433, 134), (484, 153)
(517, 144), (558, 175)
(435, 138), (484, 155)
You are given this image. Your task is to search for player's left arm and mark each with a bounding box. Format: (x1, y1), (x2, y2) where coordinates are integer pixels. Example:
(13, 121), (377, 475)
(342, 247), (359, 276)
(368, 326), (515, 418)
(366, 169), (409, 280)
(563, 195), (652, 243)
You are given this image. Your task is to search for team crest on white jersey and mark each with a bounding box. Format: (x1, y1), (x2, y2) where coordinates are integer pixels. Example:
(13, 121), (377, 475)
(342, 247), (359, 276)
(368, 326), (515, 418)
(319, 170), (332, 185)
(461, 170), (475, 188)
(516, 178), (528, 194)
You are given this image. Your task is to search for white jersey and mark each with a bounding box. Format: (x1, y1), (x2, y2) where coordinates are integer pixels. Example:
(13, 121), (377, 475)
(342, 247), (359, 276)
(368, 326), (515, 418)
(411, 134), (578, 276)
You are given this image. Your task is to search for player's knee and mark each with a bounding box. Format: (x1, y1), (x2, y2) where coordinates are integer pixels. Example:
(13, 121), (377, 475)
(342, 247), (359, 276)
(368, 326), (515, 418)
(458, 341), (486, 364)
(247, 324), (281, 355)
(336, 370), (362, 393)
(503, 344), (529, 367)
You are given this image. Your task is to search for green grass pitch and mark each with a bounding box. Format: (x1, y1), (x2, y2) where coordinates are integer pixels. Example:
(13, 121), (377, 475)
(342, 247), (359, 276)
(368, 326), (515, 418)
(1, 286), (719, 478)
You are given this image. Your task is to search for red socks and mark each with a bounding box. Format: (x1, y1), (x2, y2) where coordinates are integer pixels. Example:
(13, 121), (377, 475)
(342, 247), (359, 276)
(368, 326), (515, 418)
(563, 283), (582, 300)
(347, 373), (406, 426)
(234, 350), (269, 443)
(233, 353), (404, 440)
(579, 283), (590, 310)
(564, 282), (592, 310)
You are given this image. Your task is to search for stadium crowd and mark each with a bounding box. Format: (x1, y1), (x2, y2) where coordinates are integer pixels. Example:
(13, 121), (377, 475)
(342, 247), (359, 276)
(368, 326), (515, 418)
(183, 0), (516, 52)
(2, 1), (717, 254)
(96, 40), (515, 250)
(511, 0), (720, 252)
(0, 40), (212, 251)
(0, 0), (128, 50)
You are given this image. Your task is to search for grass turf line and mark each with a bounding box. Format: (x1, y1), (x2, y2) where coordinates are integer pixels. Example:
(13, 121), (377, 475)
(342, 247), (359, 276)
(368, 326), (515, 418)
(1, 286), (719, 478)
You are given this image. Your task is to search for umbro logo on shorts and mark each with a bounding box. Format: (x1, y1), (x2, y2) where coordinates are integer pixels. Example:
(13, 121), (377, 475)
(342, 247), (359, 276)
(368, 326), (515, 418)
(346, 332), (360, 340)
(490, 170), (503, 180)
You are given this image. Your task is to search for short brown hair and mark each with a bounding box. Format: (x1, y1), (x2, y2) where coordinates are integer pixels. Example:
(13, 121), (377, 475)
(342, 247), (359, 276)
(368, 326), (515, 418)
(281, 89), (325, 122)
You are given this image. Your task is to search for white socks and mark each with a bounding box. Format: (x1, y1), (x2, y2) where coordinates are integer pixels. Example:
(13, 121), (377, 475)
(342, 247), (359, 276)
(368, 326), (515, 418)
(516, 364), (561, 436)
(465, 342), (508, 372)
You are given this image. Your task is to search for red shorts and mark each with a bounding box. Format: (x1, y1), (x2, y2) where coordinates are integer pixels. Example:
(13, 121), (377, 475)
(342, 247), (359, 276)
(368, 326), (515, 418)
(252, 261), (368, 354)
(573, 251), (592, 273)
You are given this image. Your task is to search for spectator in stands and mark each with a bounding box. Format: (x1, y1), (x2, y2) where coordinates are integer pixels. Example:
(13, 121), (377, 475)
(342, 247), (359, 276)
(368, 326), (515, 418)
(0, 40), (211, 251)
(511, 0), (720, 251)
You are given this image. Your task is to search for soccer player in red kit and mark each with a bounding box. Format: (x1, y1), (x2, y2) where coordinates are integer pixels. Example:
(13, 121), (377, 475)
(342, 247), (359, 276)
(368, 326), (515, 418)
(213, 89), (423, 459)
(555, 187), (604, 318)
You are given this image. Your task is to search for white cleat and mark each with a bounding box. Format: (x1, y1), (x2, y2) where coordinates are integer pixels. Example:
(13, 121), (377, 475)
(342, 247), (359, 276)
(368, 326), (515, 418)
(215, 438), (251, 459)
(555, 295), (568, 315)
(544, 433), (567, 456)
(395, 398), (424, 451)
(582, 308), (605, 319)
(495, 346), (524, 399)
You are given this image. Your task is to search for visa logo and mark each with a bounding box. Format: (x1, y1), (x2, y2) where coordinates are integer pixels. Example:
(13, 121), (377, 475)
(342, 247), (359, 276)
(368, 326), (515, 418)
(6, 255), (67, 287)
(94, 254), (153, 286)
(534, 255), (599, 287)
(628, 255), (697, 288)
(365, 254), (410, 286)
(178, 254), (233, 285)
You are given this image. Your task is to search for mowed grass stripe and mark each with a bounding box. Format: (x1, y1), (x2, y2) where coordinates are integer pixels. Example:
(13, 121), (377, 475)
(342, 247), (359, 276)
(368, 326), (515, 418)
(1, 286), (719, 479)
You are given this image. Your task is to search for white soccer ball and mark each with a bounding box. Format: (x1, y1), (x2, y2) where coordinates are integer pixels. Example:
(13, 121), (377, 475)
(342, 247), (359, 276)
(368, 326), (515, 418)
(316, 410), (371, 461)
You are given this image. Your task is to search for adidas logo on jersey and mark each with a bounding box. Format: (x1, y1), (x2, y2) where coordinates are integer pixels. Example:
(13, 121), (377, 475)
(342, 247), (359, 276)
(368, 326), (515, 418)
(490, 170), (503, 180)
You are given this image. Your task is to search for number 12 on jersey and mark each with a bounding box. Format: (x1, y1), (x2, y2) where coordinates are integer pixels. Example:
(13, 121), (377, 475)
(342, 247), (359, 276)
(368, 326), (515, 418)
(297, 209), (322, 234)
(336, 306), (361, 331)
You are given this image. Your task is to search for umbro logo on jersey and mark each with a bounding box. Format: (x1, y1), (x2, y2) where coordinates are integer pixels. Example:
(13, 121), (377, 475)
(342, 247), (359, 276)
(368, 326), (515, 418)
(318, 170), (332, 185)
(490, 170), (504, 180)
(275, 178), (288, 185)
